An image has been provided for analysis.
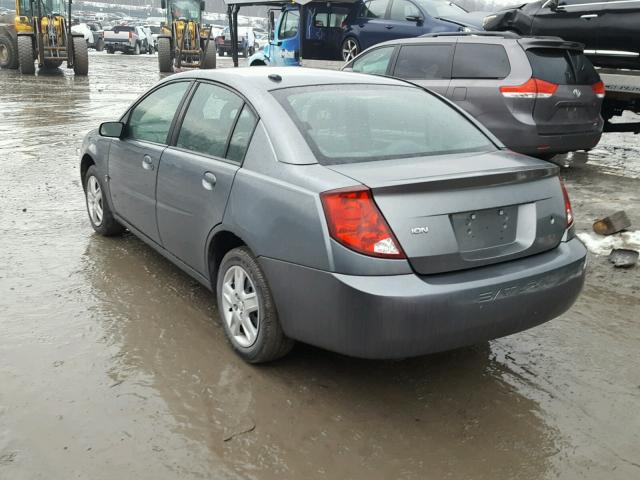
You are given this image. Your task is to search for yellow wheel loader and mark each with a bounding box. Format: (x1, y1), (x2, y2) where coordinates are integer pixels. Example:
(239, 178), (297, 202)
(157, 0), (215, 73)
(0, 0), (87, 75)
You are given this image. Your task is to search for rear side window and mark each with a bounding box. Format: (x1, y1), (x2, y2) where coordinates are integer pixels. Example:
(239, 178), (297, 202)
(452, 44), (510, 79)
(394, 44), (453, 80)
(273, 84), (495, 165)
(527, 48), (600, 85)
(176, 83), (243, 158)
(226, 106), (258, 163)
(128, 82), (190, 144)
(352, 46), (395, 75)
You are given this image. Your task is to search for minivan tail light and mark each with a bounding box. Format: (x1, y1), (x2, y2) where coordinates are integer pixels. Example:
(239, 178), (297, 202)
(560, 179), (574, 228)
(321, 186), (405, 259)
(500, 78), (558, 99)
(592, 81), (606, 99)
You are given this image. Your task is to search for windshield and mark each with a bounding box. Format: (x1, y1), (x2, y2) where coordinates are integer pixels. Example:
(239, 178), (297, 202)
(415, 0), (467, 17)
(169, 0), (201, 22)
(273, 84), (495, 165)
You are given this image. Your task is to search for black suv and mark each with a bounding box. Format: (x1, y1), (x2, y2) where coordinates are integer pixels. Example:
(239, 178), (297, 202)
(483, 0), (640, 70)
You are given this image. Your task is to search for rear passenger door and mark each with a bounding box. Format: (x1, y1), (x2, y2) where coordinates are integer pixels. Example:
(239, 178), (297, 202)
(156, 82), (258, 275)
(391, 43), (454, 95)
(598, 0), (640, 58)
(447, 42), (511, 125)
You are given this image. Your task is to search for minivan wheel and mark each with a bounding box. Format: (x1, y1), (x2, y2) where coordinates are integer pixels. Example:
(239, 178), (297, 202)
(84, 166), (124, 236)
(342, 37), (359, 62)
(217, 247), (294, 363)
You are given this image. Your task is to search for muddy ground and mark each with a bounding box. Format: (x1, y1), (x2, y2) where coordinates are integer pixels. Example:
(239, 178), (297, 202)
(0, 53), (639, 480)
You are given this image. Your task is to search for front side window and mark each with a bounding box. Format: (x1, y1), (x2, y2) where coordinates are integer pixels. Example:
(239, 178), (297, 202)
(128, 82), (190, 144)
(279, 10), (300, 39)
(452, 44), (510, 79)
(414, 0), (467, 17)
(169, 0), (201, 22)
(273, 84), (495, 165)
(361, 0), (390, 18)
(389, 0), (421, 21)
(176, 83), (244, 158)
(352, 46), (395, 75)
(394, 44), (454, 79)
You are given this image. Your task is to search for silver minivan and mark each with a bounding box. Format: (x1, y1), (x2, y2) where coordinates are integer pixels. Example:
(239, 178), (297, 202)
(343, 32), (605, 159)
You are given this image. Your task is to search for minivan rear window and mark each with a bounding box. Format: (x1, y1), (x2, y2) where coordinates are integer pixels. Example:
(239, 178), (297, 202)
(526, 48), (600, 85)
(272, 84), (496, 165)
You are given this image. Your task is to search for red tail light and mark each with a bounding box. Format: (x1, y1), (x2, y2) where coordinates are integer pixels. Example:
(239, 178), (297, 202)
(560, 179), (574, 228)
(341, 20), (348, 29)
(500, 78), (558, 99)
(128, 30), (132, 40)
(321, 186), (405, 259)
(592, 80), (605, 99)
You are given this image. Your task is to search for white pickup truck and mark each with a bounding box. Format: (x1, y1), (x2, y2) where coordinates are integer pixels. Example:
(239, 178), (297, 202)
(103, 25), (152, 55)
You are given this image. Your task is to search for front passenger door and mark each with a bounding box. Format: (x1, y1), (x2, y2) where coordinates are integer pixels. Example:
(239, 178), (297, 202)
(156, 82), (258, 275)
(531, 0), (601, 51)
(108, 81), (191, 243)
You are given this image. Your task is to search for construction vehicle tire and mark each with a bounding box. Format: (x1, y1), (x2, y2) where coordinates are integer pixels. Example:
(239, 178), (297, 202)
(17, 35), (35, 74)
(73, 36), (88, 76)
(0, 35), (18, 69)
(201, 45), (216, 69)
(158, 37), (172, 73)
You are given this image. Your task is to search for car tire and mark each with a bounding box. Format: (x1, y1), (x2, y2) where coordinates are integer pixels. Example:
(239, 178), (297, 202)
(216, 246), (294, 363)
(133, 42), (140, 55)
(17, 35), (35, 74)
(84, 166), (124, 236)
(341, 37), (359, 62)
(0, 35), (18, 69)
(95, 37), (104, 52)
(158, 37), (173, 72)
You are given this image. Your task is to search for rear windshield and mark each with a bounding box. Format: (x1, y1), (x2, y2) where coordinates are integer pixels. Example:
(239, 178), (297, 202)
(526, 48), (600, 85)
(272, 84), (496, 165)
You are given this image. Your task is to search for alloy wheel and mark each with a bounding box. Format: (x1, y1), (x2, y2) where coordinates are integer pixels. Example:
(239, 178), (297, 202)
(86, 175), (104, 227)
(342, 39), (358, 62)
(221, 265), (260, 348)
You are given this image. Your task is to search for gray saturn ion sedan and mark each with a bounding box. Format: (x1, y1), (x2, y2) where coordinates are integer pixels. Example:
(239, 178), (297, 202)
(80, 68), (587, 363)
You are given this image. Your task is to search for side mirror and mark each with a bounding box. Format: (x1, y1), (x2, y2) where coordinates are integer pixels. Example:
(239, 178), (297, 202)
(200, 1), (205, 11)
(99, 121), (124, 138)
(268, 10), (275, 42)
(405, 15), (423, 23)
(342, 66), (353, 72)
(160, 0), (166, 9)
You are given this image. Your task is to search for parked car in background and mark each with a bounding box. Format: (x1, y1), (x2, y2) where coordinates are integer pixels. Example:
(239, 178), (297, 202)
(80, 68), (586, 363)
(141, 24), (161, 52)
(340, 0), (485, 61)
(216, 26), (256, 57)
(71, 22), (105, 51)
(344, 32), (604, 158)
(104, 25), (150, 55)
(483, 0), (640, 70)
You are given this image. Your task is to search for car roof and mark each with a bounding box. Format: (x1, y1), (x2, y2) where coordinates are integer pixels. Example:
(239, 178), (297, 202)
(165, 67), (411, 96)
(367, 33), (584, 52)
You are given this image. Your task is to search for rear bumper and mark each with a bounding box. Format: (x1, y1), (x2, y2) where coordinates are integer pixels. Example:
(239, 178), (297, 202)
(260, 238), (587, 359)
(495, 121), (603, 156)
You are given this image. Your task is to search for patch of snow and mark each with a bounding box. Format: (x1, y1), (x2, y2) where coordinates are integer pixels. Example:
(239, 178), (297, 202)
(577, 230), (640, 256)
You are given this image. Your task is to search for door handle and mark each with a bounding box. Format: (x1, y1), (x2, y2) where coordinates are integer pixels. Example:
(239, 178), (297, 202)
(385, 25), (393, 29)
(202, 171), (217, 190)
(142, 155), (154, 171)
(580, 14), (598, 19)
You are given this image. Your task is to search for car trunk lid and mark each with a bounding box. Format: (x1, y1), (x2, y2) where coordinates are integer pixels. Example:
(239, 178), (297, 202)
(326, 151), (568, 275)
